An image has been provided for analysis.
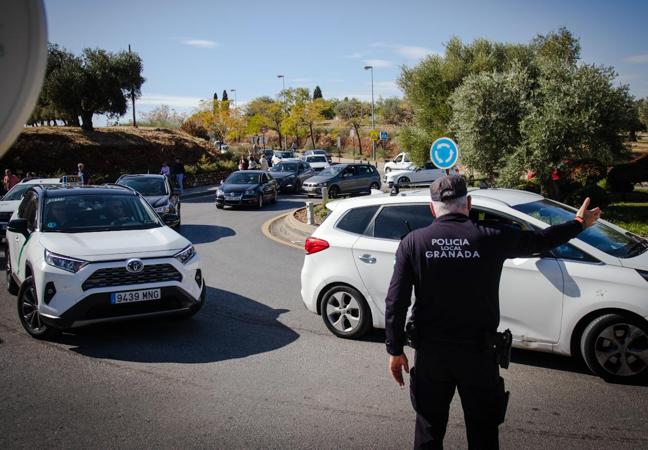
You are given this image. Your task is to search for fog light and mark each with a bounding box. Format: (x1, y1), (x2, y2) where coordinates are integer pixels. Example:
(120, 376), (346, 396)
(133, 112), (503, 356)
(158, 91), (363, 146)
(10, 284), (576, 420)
(195, 269), (202, 286)
(44, 282), (56, 304)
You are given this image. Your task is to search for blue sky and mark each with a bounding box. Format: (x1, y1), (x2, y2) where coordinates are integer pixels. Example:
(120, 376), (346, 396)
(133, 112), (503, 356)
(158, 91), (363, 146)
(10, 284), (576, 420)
(45, 0), (648, 122)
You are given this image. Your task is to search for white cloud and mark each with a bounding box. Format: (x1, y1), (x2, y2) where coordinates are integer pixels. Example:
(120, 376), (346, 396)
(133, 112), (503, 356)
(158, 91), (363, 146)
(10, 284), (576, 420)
(181, 39), (220, 49)
(624, 53), (648, 64)
(369, 42), (437, 61)
(363, 59), (395, 68)
(344, 52), (364, 59)
(139, 94), (205, 109)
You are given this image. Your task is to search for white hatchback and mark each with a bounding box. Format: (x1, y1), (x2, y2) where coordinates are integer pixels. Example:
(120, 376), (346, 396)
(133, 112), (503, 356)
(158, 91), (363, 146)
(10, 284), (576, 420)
(300, 188), (648, 382)
(0, 178), (62, 236)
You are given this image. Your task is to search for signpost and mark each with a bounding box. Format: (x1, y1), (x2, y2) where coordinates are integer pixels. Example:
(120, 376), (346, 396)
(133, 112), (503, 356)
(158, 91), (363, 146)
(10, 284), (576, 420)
(430, 137), (459, 174)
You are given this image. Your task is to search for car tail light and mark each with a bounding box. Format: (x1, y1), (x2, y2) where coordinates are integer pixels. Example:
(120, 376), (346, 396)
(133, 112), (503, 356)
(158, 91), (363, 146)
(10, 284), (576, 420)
(305, 237), (329, 255)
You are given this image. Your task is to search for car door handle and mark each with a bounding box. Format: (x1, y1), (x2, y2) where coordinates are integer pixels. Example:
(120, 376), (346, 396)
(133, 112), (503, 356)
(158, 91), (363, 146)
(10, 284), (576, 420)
(358, 254), (376, 264)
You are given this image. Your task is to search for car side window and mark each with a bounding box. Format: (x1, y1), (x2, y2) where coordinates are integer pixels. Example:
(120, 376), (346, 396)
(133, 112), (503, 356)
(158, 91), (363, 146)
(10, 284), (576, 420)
(17, 192), (33, 219)
(371, 204), (434, 240)
(336, 205), (379, 235)
(395, 155), (402, 163)
(404, 154), (410, 162)
(470, 208), (524, 230)
(343, 167), (356, 177)
(356, 166), (370, 176)
(23, 194), (39, 230)
(551, 243), (599, 262)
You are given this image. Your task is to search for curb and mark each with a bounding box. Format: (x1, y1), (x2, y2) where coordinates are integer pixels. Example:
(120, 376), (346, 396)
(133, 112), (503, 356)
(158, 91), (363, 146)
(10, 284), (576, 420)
(261, 211), (305, 250)
(286, 207), (318, 235)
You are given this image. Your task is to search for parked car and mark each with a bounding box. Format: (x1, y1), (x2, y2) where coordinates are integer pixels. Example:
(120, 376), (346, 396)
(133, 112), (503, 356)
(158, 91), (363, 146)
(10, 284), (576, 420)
(5, 184), (204, 339)
(116, 174), (181, 229)
(302, 163), (381, 198)
(269, 160), (315, 193)
(302, 155), (330, 172)
(304, 149), (332, 163)
(0, 177), (63, 236)
(300, 188), (648, 383)
(384, 162), (460, 187)
(215, 170), (278, 209)
(272, 151), (296, 166)
(384, 152), (415, 173)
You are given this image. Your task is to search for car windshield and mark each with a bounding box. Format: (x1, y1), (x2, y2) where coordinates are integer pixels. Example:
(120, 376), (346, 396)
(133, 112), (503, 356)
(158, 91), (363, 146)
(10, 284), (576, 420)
(42, 194), (161, 233)
(318, 165), (345, 177)
(3, 184), (57, 201)
(306, 156), (327, 163)
(514, 199), (648, 258)
(118, 177), (167, 196)
(270, 163), (298, 173)
(226, 172), (261, 185)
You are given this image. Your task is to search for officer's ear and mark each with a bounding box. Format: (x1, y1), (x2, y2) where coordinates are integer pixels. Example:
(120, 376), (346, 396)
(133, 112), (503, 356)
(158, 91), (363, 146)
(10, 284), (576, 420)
(466, 195), (472, 212)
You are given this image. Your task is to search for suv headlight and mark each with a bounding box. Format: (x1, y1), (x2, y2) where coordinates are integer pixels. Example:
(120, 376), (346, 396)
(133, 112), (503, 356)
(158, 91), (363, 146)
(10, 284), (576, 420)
(155, 203), (172, 213)
(174, 245), (196, 264)
(216, 188), (224, 196)
(45, 250), (87, 273)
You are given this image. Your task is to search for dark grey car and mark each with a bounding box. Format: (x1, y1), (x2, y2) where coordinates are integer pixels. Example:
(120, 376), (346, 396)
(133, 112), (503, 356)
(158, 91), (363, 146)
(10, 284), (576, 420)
(302, 163), (381, 198)
(116, 174), (181, 228)
(269, 160), (315, 193)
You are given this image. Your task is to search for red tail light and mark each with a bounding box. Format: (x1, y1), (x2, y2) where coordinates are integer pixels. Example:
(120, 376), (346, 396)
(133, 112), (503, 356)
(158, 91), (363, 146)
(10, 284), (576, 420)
(305, 237), (329, 255)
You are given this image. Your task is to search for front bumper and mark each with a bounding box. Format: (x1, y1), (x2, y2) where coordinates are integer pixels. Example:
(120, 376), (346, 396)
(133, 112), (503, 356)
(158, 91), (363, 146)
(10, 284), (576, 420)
(303, 185), (323, 196)
(215, 194), (257, 206)
(41, 284), (205, 329)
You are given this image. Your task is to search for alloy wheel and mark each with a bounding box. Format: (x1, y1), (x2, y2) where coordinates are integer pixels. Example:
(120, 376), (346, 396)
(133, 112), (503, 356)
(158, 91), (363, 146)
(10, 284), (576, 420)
(594, 323), (648, 377)
(325, 291), (361, 333)
(20, 284), (46, 333)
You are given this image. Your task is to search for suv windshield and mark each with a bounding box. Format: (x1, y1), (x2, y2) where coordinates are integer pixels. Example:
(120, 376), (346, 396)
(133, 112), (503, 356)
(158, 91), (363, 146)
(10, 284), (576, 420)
(43, 194), (161, 233)
(319, 165), (345, 177)
(118, 177), (168, 196)
(226, 173), (261, 184)
(270, 162), (298, 172)
(514, 199), (648, 258)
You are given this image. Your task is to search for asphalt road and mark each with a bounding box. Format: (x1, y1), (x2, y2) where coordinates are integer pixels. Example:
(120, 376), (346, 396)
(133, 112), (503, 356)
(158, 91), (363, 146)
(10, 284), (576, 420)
(1, 194), (647, 449)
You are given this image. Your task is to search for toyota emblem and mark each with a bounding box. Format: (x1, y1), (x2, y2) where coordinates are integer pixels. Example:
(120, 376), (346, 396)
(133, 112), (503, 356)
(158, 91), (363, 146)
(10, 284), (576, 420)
(126, 259), (144, 273)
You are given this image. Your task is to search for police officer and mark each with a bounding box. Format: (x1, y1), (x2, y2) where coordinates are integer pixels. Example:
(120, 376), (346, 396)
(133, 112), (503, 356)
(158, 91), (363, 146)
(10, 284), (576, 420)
(385, 175), (601, 450)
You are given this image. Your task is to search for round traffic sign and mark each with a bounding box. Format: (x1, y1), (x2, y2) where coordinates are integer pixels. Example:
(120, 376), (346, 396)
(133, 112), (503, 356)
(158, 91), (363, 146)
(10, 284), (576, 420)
(430, 137), (459, 170)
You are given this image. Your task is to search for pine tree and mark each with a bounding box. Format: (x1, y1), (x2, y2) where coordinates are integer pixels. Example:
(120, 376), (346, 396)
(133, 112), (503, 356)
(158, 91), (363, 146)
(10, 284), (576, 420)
(213, 92), (218, 115)
(222, 90), (228, 101)
(313, 86), (323, 100)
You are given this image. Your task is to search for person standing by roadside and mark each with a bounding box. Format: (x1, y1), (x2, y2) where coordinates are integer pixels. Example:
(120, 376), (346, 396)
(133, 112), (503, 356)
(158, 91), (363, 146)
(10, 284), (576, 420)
(238, 156), (249, 171)
(248, 157), (258, 170)
(259, 153), (269, 172)
(77, 163), (91, 185)
(160, 161), (171, 178)
(173, 158), (186, 194)
(386, 175), (601, 450)
(3, 169), (19, 192)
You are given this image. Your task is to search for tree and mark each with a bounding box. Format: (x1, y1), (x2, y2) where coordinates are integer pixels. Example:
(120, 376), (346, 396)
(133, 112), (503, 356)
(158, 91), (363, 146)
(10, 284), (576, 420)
(639, 98), (648, 130)
(138, 105), (186, 128)
(245, 98), (286, 148)
(313, 86), (323, 100)
(335, 99), (369, 154)
(213, 92), (218, 115)
(222, 90), (228, 101)
(294, 99), (328, 148)
(377, 97), (412, 125)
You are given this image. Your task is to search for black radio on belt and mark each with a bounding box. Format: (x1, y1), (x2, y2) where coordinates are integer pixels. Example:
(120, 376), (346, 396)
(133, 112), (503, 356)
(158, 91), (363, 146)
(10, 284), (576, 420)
(493, 329), (513, 369)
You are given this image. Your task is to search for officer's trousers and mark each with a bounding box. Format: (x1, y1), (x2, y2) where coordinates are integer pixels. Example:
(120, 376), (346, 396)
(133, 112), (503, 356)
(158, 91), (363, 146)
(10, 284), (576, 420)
(409, 345), (505, 450)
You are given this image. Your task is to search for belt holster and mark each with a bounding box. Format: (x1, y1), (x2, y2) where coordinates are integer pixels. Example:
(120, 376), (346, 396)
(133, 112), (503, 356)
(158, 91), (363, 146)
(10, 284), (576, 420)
(405, 321), (419, 349)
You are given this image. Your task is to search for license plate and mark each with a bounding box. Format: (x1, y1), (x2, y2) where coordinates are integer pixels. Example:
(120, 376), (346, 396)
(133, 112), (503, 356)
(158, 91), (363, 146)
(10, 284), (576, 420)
(111, 288), (161, 304)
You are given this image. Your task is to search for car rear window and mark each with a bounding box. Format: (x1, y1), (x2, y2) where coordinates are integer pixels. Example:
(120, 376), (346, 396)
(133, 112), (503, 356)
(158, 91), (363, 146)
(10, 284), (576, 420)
(336, 206), (379, 235)
(372, 204), (434, 240)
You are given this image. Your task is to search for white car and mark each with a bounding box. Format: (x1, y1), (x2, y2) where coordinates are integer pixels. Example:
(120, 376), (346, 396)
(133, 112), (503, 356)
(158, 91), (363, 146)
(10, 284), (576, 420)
(384, 163), (460, 187)
(303, 155), (330, 172)
(272, 150), (296, 166)
(300, 188), (648, 382)
(0, 178), (62, 236)
(384, 152), (415, 173)
(5, 184), (205, 339)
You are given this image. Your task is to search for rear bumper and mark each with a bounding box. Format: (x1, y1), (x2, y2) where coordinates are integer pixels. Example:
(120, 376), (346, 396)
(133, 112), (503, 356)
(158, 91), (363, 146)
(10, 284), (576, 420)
(41, 284), (205, 329)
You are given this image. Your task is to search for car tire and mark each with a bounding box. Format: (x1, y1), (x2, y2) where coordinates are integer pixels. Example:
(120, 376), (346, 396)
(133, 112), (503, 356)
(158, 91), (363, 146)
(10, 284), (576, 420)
(398, 176), (410, 185)
(293, 180), (301, 194)
(17, 276), (60, 339)
(216, 204), (224, 209)
(328, 185), (340, 199)
(369, 182), (380, 191)
(257, 194), (264, 209)
(5, 247), (19, 296)
(580, 313), (648, 383)
(385, 167), (391, 173)
(320, 285), (372, 339)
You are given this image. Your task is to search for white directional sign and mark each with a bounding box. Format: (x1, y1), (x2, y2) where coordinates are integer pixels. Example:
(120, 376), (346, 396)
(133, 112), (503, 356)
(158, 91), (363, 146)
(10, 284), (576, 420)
(430, 137), (459, 170)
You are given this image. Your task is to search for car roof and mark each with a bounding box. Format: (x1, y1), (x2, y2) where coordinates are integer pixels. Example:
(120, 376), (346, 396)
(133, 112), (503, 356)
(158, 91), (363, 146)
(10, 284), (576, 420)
(232, 170), (265, 174)
(325, 188), (545, 212)
(118, 174), (166, 180)
(36, 185), (136, 197)
(20, 178), (62, 184)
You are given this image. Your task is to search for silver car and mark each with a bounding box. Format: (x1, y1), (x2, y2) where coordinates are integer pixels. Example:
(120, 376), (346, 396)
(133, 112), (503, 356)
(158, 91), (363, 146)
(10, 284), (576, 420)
(302, 163), (381, 198)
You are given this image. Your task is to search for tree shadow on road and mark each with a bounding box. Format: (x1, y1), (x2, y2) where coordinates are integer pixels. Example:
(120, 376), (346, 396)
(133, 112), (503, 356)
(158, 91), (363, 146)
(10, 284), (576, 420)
(178, 224), (235, 244)
(52, 286), (300, 364)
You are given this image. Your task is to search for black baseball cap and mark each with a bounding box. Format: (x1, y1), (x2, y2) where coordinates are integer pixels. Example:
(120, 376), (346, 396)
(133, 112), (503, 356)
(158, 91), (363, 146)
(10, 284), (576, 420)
(430, 175), (467, 201)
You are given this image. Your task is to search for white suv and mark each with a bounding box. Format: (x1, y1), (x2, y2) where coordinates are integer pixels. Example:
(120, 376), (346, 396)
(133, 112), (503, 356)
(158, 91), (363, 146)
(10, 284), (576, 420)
(300, 188), (648, 382)
(384, 152), (415, 173)
(5, 185), (205, 339)
(0, 177), (62, 236)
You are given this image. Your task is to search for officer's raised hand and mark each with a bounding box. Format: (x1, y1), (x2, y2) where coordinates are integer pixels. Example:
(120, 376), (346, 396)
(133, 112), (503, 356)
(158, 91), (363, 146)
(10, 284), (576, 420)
(389, 354), (409, 387)
(576, 197), (602, 229)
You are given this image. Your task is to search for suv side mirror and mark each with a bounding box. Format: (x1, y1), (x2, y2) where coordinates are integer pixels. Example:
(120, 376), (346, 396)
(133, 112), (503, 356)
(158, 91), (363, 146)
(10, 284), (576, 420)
(162, 213), (180, 227)
(8, 218), (29, 238)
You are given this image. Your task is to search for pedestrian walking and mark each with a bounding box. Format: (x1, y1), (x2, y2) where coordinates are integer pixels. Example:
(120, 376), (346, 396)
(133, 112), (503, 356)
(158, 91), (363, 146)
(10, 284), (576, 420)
(385, 175), (601, 450)
(259, 153), (269, 172)
(3, 169), (19, 192)
(173, 158), (186, 194)
(160, 161), (171, 178)
(76, 163), (91, 185)
(238, 156), (249, 171)
(248, 157), (258, 170)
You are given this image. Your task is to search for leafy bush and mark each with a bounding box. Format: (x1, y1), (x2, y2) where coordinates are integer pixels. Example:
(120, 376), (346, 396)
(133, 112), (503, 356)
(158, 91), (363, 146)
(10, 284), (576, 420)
(180, 119), (210, 140)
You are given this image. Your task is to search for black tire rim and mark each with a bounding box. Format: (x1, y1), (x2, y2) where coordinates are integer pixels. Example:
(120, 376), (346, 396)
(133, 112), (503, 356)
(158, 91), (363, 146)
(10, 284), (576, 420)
(370, 183), (379, 190)
(21, 284), (45, 333)
(594, 323), (648, 377)
(329, 186), (339, 198)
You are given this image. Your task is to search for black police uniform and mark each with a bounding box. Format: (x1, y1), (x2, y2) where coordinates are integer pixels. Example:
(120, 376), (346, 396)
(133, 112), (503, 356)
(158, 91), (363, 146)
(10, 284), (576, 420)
(385, 177), (584, 450)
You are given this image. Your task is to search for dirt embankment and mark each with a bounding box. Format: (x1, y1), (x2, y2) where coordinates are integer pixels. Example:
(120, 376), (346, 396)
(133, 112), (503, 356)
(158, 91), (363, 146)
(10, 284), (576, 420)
(1, 126), (217, 181)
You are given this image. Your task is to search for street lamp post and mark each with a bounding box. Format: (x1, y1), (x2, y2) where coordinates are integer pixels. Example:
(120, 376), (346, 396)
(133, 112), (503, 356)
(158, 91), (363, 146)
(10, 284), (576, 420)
(230, 89), (237, 109)
(277, 74), (286, 149)
(364, 65), (375, 164)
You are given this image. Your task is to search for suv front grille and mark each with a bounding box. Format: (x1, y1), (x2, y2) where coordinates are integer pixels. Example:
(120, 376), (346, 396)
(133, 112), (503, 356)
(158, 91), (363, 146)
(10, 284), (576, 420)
(82, 264), (182, 291)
